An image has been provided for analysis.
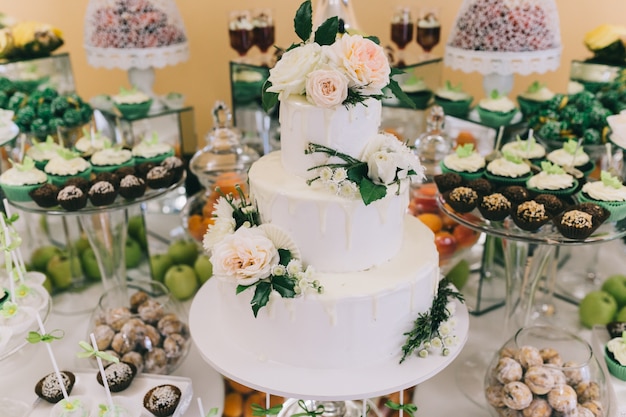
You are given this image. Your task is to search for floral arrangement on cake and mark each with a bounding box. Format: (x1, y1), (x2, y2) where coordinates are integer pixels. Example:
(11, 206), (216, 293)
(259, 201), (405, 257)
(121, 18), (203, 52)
(262, 0), (413, 111)
(203, 186), (322, 316)
(306, 132), (425, 205)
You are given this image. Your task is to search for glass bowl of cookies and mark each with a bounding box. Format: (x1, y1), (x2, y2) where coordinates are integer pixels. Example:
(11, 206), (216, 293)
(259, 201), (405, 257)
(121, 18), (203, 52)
(87, 280), (191, 375)
(484, 325), (609, 417)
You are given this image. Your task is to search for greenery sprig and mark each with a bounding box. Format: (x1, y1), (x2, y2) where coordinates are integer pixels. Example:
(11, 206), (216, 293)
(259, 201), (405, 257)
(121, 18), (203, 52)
(251, 403), (283, 416)
(400, 278), (464, 363)
(291, 400), (325, 417)
(217, 184), (260, 229)
(384, 401), (417, 417)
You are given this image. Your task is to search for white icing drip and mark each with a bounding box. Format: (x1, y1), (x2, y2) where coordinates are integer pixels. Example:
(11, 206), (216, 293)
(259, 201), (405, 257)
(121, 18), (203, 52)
(372, 295), (379, 321)
(318, 201), (328, 236)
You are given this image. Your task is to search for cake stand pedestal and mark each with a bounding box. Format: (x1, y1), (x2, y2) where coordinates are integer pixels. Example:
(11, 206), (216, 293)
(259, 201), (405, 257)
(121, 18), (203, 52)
(190, 278), (469, 405)
(9, 174), (185, 314)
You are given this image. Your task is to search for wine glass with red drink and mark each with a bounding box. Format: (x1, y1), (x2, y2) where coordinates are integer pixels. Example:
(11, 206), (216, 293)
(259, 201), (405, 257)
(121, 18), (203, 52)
(252, 8), (275, 66)
(390, 6), (413, 67)
(229, 10), (254, 62)
(416, 7), (441, 60)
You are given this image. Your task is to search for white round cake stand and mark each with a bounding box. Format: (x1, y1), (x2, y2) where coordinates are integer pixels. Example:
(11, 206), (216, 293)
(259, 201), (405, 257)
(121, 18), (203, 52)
(189, 278), (469, 401)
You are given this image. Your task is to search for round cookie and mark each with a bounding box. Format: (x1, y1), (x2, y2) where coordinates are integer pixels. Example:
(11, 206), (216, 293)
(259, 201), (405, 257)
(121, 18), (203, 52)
(523, 366), (555, 395)
(521, 398), (551, 417)
(496, 357), (523, 384)
(547, 384), (577, 413)
(485, 384), (505, 408)
(502, 381), (533, 410)
(515, 345), (543, 370)
(563, 361), (585, 386)
(575, 381), (600, 403)
(539, 347), (563, 366)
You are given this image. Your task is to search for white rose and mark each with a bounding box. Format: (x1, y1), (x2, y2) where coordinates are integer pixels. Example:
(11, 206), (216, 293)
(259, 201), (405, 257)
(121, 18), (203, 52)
(266, 43), (323, 99)
(360, 133), (400, 161)
(305, 68), (348, 108)
(367, 151), (398, 185)
(210, 226), (279, 286)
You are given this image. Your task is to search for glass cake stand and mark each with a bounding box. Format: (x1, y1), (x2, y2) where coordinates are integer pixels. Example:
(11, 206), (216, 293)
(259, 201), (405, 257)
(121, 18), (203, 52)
(190, 278), (469, 406)
(9, 174), (185, 313)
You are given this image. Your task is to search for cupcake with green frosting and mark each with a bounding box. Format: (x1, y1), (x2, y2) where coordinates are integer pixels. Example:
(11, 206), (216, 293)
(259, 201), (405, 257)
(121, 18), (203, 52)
(0, 157), (48, 202)
(526, 161), (578, 198)
(401, 76), (433, 110)
(440, 143), (485, 181)
(434, 81), (473, 118)
(477, 90), (518, 128)
(517, 81), (555, 117)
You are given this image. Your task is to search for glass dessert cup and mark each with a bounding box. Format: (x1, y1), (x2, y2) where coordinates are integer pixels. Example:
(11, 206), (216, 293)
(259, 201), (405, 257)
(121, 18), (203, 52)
(484, 325), (609, 417)
(252, 8), (275, 66)
(88, 279), (191, 375)
(390, 6), (413, 67)
(229, 10), (255, 62)
(416, 7), (440, 60)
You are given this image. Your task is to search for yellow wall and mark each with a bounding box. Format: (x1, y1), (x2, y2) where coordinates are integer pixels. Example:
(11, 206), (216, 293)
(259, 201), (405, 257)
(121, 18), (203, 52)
(3, 0), (626, 147)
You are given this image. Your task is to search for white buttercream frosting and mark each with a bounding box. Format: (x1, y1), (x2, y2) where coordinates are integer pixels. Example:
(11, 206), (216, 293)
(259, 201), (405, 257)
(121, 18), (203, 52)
(0, 166), (47, 186)
(479, 96), (516, 113)
(132, 141), (172, 158)
(74, 135), (112, 154)
(527, 171), (575, 190)
(435, 88), (470, 101)
(26, 142), (63, 162)
(113, 90), (150, 105)
(45, 156), (90, 176)
(607, 337), (626, 365)
(520, 86), (555, 101)
(547, 148), (590, 167)
(443, 152), (485, 173)
(91, 148), (133, 166)
(501, 140), (546, 159)
(582, 181), (626, 202)
(487, 158), (531, 178)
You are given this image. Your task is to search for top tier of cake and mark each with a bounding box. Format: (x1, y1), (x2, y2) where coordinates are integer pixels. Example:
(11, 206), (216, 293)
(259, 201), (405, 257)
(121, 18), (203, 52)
(279, 96), (382, 178)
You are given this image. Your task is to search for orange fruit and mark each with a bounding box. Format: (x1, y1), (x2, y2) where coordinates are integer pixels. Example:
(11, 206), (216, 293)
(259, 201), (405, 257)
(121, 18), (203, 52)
(417, 213), (443, 233)
(215, 172), (246, 197)
(455, 131), (477, 147)
(187, 214), (205, 241)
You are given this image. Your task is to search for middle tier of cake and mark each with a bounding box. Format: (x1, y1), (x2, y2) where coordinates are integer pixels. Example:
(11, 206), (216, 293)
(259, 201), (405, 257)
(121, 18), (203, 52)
(249, 151), (411, 273)
(212, 215), (440, 370)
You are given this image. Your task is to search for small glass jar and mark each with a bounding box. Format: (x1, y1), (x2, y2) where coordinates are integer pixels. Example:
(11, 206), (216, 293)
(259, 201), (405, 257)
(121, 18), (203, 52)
(410, 105), (452, 181)
(484, 325), (609, 417)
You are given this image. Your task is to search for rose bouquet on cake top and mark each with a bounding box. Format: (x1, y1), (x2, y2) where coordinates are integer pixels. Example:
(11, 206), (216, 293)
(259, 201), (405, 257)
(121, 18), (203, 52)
(203, 186), (322, 316)
(262, 0), (413, 111)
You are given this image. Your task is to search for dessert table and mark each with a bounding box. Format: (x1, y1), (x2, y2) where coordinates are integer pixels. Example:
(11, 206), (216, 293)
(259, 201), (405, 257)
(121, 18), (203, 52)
(1, 212), (625, 417)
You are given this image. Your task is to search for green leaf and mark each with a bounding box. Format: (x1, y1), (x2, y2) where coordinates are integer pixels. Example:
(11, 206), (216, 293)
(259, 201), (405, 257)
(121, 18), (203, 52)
(388, 78), (416, 109)
(236, 284), (249, 295)
(251, 281), (272, 317)
(314, 16), (339, 46)
(272, 275), (297, 298)
(346, 162), (368, 183)
(278, 248), (292, 266)
(294, 0), (313, 42)
(262, 80), (279, 113)
(365, 35), (380, 45)
(359, 177), (387, 205)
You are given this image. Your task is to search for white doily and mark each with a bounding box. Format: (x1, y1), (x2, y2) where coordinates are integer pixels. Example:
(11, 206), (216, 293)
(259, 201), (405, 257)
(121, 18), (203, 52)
(444, 46), (562, 76)
(85, 43), (189, 69)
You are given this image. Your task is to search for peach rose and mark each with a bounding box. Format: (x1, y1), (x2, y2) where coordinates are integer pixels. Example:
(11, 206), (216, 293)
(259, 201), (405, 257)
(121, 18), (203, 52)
(305, 68), (348, 108)
(210, 226), (279, 286)
(325, 34), (390, 95)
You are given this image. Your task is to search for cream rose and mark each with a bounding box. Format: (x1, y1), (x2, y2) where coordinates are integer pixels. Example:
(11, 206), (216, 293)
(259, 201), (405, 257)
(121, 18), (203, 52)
(325, 34), (390, 95)
(305, 68), (348, 108)
(266, 43), (323, 99)
(367, 151), (398, 185)
(210, 226), (279, 286)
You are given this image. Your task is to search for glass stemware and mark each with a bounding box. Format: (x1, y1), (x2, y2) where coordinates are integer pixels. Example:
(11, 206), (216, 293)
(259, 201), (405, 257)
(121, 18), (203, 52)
(416, 7), (441, 60)
(252, 8), (275, 66)
(228, 10), (255, 61)
(390, 6), (413, 67)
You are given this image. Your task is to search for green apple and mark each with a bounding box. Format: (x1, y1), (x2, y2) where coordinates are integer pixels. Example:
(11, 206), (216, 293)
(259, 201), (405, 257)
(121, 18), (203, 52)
(42, 274), (53, 294)
(445, 259), (470, 291)
(31, 245), (63, 272)
(167, 239), (199, 266)
(81, 248), (101, 281)
(125, 237), (143, 269)
(164, 264), (199, 300)
(73, 235), (91, 255)
(150, 253), (174, 283)
(617, 306), (626, 322)
(127, 215), (144, 240)
(194, 254), (213, 284)
(579, 290), (618, 328)
(46, 253), (83, 290)
(602, 275), (626, 308)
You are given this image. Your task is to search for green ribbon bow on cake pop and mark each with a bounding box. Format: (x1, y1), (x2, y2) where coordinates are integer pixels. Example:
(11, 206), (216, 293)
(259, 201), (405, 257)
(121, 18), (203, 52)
(0, 223), (21, 252)
(26, 329), (64, 344)
(502, 150), (523, 164)
(76, 340), (120, 363)
(455, 143), (475, 158)
(385, 401), (418, 417)
(291, 400), (325, 417)
(1, 301), (17, 318)
(540, 161), (565, 175)
(251, 403), (283, 416)
(601, 171), (623, 189)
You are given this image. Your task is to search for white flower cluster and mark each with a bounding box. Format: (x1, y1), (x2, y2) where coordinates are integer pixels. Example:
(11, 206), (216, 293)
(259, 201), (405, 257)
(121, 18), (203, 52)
(361, 133), (425, 187)
(314, 166), (359, 199)
(202, 197), (237, 253)
(273, 259), (323, 295)
(418, 302), (459, 358)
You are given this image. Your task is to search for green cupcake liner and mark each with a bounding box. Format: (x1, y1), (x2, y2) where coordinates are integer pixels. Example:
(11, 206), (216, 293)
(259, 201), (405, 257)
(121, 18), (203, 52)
(434, 96), (472, 118)
(406, 90), (433, 110)
(516, 96), (545, 118)
(33, 160), (49, 171)
(114, 99), (153, 120)
(440, 161), (484, 181)
(0, 182), (46, 202)
(577, 192), (626, 222)
(133, 149), (175, 165)
(47, 167), (93, 187)
(91, 158), (136, 174)
(605, 346), (626, 381)
(484, 170), (532, 187)
(526, 178), (579, 198)
(476, 106), (518, 128)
